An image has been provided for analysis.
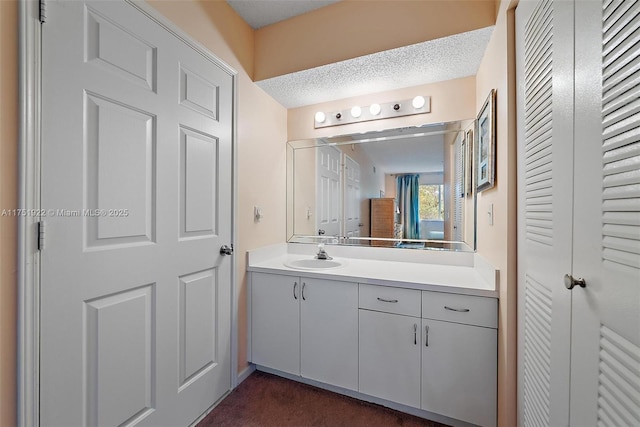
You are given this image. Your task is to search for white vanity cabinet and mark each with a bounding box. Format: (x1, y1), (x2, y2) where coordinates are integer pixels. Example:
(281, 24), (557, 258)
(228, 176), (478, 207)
(358, 284), (422, 408)
(247, 250), (499, 427)
(250, 272), (359, 391)
(421, 291), (498, 427)
(358, 284), (498, 426)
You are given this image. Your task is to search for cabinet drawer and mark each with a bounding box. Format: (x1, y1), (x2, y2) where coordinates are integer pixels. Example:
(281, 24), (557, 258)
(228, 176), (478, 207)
(359, 284), (421, 317)
(422, 291), (497, 329)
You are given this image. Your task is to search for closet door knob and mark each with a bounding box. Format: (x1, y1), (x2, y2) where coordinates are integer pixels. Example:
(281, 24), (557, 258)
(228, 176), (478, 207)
(564, 274), (586, 290)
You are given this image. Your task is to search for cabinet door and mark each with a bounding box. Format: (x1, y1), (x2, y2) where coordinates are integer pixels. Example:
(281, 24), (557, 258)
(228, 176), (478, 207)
(300, 278), (358, 391)
(422, 319), (497, 427)
(359, 310), (421, 408)
(250, 273), (300, 375)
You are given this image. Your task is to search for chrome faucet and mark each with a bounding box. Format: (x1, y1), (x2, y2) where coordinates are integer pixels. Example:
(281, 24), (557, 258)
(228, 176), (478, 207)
(315, 244), (333, 260)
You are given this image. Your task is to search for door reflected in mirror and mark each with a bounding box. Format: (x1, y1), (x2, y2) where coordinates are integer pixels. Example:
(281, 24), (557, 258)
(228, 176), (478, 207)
(287, 120), (477, 252)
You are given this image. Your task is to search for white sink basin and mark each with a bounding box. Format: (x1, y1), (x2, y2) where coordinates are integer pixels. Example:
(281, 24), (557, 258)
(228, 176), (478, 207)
(284, 258), (345, 270)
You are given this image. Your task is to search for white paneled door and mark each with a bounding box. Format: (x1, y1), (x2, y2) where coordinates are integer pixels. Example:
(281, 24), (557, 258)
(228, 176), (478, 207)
(40, 1), (234, 426)
(343, 155), (361, 237)
(317, 145), (342, 237)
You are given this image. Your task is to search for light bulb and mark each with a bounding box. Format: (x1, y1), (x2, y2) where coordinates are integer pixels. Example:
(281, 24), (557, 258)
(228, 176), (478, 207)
(315, 111), (326, 123)
(412, 96), (426, 109)
(369, 103), (381, 115)
(351, 106), (362, 118)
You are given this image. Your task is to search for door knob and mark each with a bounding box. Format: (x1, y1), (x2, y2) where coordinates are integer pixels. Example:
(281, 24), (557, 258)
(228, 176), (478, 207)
(564, 274), (586, 290)
(220, 245), (234, 256)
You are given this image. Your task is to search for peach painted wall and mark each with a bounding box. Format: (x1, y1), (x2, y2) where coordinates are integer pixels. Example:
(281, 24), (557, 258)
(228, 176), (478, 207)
(0, 1), (18, 426)
(145, 0), (290, 375)
(288, 76), (476, 140)
(255, 0), (497, 80)
(474, 1), (518, 426)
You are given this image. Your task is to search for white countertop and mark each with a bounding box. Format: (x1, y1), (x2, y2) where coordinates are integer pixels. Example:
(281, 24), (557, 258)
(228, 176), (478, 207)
(247, 244), (499, 298)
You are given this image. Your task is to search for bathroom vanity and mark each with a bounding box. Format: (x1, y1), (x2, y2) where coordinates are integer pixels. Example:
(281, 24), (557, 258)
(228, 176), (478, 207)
(247, 243), (498, 427)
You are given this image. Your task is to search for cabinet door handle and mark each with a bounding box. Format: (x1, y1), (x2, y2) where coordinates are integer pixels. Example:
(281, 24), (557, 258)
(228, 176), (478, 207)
(413, 323), (417, 345)
(377, 297), (398, 303)
(293, 282), (298, 300)
(425, 325), (429, 347)
(444, 306), (470, 313)
(302, 282), (306, 301)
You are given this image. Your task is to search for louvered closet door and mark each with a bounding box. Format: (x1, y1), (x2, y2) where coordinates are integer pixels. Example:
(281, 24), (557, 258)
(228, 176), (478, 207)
(570, 1), (640, 425)
(454, 134), (464, 242)
(516, 1), (576, 425)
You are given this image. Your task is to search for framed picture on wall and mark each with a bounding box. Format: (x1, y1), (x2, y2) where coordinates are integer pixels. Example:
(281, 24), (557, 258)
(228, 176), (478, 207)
(476, 89), (496, 192)
(465, 128), (474, 197)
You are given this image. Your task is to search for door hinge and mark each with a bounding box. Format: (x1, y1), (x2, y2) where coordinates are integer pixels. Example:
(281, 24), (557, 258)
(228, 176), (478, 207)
(39, 0), (47, 23)
(37, 221), (46, 251)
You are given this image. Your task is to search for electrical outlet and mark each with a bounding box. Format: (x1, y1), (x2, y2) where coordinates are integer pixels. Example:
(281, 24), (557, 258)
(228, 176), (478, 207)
(488, 203), (494, 225)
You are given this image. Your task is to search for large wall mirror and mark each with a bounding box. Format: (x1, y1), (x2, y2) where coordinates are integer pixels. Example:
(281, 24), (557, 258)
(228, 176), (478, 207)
(287, 119), (477, 252)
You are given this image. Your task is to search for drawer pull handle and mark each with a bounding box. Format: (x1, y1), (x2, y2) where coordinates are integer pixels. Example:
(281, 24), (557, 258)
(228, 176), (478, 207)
(293, 282), (298, 300)
(302, 282), (306, 301)
(377, 297), (398, 303)
(413, 323), (417, 345)
(425, 325), (429, 347)
(444, 306), (470, 313)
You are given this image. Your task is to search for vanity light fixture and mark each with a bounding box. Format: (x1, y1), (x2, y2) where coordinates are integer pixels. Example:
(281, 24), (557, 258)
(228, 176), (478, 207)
(412, 95), (426, 109)
(314, 96), (431, 129)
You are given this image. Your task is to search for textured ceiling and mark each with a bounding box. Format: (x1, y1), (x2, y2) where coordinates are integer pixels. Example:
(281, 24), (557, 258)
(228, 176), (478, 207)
(225, 1), (494, 109)
(226, 0), (341, 29)
(256, 26), (494, 108)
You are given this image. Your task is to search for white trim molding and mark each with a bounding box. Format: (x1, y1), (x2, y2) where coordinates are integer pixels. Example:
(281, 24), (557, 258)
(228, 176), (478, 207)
(18, 0), (42, 425)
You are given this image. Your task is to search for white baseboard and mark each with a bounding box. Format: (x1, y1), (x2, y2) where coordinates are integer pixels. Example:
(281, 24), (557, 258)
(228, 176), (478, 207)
(189, 365), (256, 426)
(237, 364), (256, 385)
(189, 389), (231, 427)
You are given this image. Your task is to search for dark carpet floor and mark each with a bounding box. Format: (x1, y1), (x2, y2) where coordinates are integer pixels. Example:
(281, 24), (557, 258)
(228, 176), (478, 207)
(197, 371), (449, 427)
